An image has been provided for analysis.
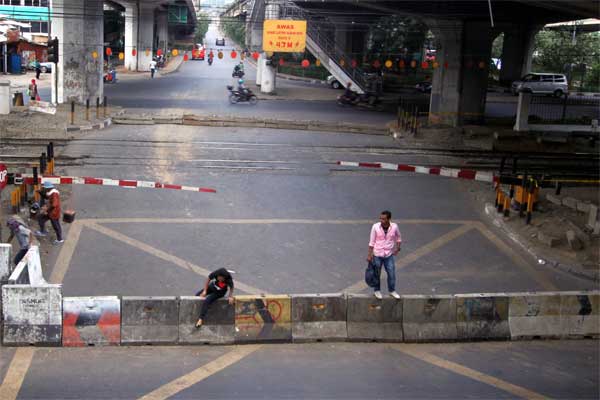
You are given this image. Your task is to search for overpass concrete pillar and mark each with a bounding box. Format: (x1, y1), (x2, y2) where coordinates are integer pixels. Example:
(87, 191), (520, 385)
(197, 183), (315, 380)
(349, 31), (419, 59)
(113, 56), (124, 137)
(261, 1), (280, 94)
(156, 10), (169, 55)
(124, 3), (138, 71)
(428, 20), (463, 126)
(53, 0), (103, 104)
(137, 5), (155, 72)
(499, 25), (540, 87)
(429, 20), (494, 126)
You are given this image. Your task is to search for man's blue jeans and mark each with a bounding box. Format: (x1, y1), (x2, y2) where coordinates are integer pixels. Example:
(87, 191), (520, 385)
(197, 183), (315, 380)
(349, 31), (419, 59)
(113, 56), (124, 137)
(371, 255), (396, 292)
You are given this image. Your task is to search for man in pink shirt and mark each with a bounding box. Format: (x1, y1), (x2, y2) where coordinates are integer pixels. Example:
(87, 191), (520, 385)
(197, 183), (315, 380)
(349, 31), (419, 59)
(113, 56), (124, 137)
(367, 210), (402, 299)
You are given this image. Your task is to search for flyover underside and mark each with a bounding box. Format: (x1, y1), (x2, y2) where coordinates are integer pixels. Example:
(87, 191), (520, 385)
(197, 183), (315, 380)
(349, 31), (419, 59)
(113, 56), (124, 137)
(291, 1), (597, 24)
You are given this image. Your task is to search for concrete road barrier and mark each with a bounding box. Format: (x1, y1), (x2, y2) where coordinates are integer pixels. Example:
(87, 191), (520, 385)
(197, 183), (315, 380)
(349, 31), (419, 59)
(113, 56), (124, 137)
(456, 294), (510, 340)
(121, 296), (179, 345)
(291, 293), (347, 342)
(62, 296), (120, 346)
(2, 284), (62, 346)
(235, 295), (292, 343)
(509, 292), (563, 339)
(403, 295), (457, 342)
(557, 291), (599, 339)
(178, 296), (235, 345)
(346, 294), (403, 342)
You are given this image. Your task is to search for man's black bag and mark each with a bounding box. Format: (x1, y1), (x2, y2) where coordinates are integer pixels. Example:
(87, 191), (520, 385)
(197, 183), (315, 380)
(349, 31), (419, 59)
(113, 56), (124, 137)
(365, 260), (377, 288)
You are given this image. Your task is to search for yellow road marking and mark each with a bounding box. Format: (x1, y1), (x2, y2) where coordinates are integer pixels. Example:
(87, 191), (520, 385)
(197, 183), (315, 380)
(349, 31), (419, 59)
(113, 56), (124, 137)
(50, 219), (84, 284)
(473, 222), (558, 291)
(78, 218), (477, 225)
(0, 348), (35, 400)
(343, 223), (475, 293)
(393, 345), (550, 400)
(137, 345), (261, 400)
(85, 222), (264, 295)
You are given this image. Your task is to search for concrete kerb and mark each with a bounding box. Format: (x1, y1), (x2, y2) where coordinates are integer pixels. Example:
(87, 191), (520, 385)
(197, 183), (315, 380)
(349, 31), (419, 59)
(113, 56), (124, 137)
(113, 113), (388, 135)
(2, 291), (600, 346)
(484, 203), (600, 283)
(66, 118), (113, 133)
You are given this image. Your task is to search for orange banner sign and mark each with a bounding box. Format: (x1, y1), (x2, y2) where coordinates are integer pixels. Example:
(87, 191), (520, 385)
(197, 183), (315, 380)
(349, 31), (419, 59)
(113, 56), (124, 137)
(263, 20), (307, 53)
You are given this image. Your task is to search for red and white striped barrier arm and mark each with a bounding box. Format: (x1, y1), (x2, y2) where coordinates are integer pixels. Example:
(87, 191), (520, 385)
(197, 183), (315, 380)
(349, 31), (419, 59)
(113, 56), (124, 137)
(336, 161), (498, 183)
(20, 175), (217, 193)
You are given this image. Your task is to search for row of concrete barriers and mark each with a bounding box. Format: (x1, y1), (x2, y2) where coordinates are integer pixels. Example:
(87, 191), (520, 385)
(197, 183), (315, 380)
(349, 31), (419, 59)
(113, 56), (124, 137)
(2, 287), (598, 346)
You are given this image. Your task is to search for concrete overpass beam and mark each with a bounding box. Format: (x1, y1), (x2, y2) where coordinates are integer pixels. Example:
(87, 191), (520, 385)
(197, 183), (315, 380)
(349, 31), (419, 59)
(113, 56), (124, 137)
(124, 2), (138, 72)
(459, 21), (495, 125)
(428, 20), (463, 126)
(499, 25), (541, 87)
(428, 20), (494, 126)
(53, 0), (103, 104)
(137, 5), (155, 72)
(156, 10), (169, 56)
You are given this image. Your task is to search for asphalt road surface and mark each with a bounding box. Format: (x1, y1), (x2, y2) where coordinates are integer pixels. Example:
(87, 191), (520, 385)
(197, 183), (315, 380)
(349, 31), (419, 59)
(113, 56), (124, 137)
(1, 341), (598, 399)
(2, 24), (598, 400)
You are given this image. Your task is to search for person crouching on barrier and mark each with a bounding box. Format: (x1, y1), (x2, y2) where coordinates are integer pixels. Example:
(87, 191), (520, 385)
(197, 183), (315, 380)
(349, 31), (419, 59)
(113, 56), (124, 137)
(195, 268), (235, 328)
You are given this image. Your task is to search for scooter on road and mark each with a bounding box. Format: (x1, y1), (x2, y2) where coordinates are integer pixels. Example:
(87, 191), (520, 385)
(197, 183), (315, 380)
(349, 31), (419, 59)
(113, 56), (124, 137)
(227, 85), (258, 105)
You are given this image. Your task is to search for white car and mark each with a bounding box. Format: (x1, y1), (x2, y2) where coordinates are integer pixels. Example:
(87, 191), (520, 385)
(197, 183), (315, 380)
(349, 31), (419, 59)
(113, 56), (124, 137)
(511, 73), (568, 97)
(327, 75), (342, 89)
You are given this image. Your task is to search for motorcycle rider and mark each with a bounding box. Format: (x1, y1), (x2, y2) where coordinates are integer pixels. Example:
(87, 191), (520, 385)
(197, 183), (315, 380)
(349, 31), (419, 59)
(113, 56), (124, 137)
(343, 82), (358, 103)
(237, 78), (251, 99)
(208, 51), (214, 65)
(233, 62), (244, 77)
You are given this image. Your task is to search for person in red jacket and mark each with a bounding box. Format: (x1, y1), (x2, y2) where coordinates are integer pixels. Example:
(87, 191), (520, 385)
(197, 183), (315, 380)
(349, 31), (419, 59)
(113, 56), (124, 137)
(35, 181), (63, 244)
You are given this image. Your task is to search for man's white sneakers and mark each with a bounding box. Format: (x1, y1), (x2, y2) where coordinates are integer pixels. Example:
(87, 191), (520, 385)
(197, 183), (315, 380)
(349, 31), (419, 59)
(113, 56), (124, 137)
(390, 291), (401, 299)
(374, 291), (383, 300)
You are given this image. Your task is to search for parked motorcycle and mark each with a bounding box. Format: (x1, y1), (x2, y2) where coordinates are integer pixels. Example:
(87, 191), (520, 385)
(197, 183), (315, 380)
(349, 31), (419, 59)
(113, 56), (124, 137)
(227, 85), (258, 105)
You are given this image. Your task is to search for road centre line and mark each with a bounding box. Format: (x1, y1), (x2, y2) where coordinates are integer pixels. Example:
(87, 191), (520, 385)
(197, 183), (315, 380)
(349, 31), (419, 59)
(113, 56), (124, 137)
(84, 222), (265, 295)
(393, 345), (550, 400)
(0, 348), (35, 400)
(343, 223), (476, 293)
(137, 345), (261, 400)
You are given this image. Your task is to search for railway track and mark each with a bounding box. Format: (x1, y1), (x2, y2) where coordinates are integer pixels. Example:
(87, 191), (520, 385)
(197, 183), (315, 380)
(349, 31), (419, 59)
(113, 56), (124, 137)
(1, 138), (598, 178)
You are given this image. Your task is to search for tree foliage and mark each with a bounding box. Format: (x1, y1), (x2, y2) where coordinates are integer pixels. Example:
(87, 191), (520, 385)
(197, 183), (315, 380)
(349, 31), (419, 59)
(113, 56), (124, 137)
(220, 18), (246, 47)
(194, 12), (210, 44)
(532, 28), (600, 89)
(367, 16), (430, 59)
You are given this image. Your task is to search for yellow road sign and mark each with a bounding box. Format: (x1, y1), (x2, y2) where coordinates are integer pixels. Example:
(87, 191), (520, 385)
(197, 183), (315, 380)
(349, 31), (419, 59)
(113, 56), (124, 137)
(263, 20), (307, 53)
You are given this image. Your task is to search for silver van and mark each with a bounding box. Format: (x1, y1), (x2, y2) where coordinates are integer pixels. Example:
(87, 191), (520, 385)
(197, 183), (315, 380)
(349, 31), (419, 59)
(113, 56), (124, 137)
(511, 73), (569, 97)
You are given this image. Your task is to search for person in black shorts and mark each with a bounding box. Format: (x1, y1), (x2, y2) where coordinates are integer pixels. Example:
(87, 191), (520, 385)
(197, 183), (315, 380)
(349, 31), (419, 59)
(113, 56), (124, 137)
(195, 268), (235, 328)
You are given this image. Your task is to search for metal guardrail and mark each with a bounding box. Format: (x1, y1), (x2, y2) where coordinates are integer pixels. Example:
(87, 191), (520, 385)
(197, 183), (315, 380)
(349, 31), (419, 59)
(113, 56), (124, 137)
(529, 94), (600, 125)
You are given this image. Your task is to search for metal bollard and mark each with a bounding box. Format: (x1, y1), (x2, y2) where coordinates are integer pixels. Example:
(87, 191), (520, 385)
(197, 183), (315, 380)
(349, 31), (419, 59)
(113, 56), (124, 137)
(40, 153), (47, 175)
(70, 101), (75, 125)
(519, 172), (527, 218)
(103, 96), (108, 118)
(86, 99), (90, 121)
(525, 179), (536, 224)
(96, 97), (100, 119)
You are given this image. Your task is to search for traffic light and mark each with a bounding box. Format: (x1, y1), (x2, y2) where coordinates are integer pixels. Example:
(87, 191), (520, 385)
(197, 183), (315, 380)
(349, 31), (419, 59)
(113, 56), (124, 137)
(47, 37), (59, 63)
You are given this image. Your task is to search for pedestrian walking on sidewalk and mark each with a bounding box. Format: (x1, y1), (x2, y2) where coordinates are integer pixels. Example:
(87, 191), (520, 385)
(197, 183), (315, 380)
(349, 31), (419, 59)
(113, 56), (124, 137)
(367, 210), (402, 299)
(6, 216), (34, 265)
(149, 59), (157, 78)
(195, 268), (235, 328)
(34, 60), (41, 80)
(28, 79), (39, 101)
(35, 182), (64, 244)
